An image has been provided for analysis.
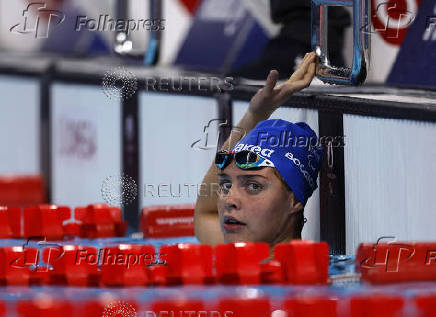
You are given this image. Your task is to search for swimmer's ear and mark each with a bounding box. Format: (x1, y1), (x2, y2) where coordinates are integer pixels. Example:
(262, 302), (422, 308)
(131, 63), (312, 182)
(288, 193), (304, 215)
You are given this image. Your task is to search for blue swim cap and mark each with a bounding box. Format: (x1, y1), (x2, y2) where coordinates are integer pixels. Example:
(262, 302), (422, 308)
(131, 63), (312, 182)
(231, 119), (323, 205)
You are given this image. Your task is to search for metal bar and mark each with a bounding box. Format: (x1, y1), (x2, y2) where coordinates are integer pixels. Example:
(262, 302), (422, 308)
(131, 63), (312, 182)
(216, 92), (233, 150)
(40, 64), (53, 203)
(121, 91), (140, 233)
(318, 110), (346, 254)
(311, 0), (370, 85)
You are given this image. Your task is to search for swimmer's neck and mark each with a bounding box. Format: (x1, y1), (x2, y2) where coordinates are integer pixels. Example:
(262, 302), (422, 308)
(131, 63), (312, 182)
(268, 234), (301, 259)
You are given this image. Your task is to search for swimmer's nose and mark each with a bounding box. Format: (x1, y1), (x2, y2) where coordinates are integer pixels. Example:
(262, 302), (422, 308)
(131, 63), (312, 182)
(222, 187), (241, 211)
(224, 200), (239, 211)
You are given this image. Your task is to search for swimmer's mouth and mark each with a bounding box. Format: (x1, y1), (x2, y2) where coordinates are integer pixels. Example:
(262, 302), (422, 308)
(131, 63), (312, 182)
(223, 216), (246, 226)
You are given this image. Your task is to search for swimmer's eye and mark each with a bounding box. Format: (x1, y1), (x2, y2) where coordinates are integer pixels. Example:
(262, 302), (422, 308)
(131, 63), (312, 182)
(219, 182), (232, 194)
(246, 182), (263, 194)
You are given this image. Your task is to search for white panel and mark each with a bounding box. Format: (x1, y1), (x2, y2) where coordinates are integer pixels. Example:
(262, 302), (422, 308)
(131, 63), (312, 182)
(344, 115), (436, 255)
(233, 101), (321, 241)
(139, 93), (217, 207)
(0, 76), (39, 174)
(51, 83), (121, 208)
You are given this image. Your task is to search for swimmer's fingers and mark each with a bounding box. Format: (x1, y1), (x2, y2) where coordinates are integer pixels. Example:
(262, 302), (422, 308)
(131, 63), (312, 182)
(276, 54), (316, 97)
(274, 64), (315, 102)
(293, 59), (316, 90)
(278, 52), (316, 89)
(247, 55), (315, 117)
(247, 69), (281, 117)
(262, 70), (279, 96)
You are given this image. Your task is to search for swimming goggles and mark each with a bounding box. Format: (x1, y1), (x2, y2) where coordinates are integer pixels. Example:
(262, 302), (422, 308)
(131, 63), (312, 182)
(215, 150), (275, 170)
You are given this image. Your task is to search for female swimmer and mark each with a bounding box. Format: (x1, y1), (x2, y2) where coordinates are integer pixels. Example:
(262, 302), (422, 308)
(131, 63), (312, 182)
(194, 52), (321, 247)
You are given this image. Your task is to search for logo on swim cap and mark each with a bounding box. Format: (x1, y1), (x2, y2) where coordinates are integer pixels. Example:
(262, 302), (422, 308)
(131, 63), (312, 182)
(233, 143), (275, 158)
(285, 152), (316, 190)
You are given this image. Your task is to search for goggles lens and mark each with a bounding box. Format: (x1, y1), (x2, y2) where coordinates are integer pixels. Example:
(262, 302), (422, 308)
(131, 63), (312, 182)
(215, 151), (232, 170)
(215, 150), (274, 170)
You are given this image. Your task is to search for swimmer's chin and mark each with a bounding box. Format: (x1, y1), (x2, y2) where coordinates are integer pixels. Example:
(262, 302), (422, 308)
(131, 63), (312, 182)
(223, 233), (252, 244)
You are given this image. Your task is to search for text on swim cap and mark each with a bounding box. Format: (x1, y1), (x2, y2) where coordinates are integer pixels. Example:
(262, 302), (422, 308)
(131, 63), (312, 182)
(285, 152), (316, 190)
(233, 143), (275, 158)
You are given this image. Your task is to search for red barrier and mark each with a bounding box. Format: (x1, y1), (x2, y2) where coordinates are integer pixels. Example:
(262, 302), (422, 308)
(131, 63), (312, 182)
(76, 204), (127, 238)
(274, 240), (329, 284)
(58, 207), (79, 236)
(218, 298), (270, 317)
(415, 294), (436, 317)
(0, 206), (21, 238)
(17, 297), (73, 317)
(161, 243), (213, 285)
(0, 175), (45, 207)
(50, 245), (100, 286)
(151, 299), (204, 316)
(356, 242), (436, 284)
(100, 244), (155, 286)
(349, 295), (404, 317)
(23, 205), (67, 240)
(0, 246), (36, 286)
(141, 204), (194, 238)
(215, 242), (270, 284)
(260, 260), (283, 284)
(81, 298), (138, 317)
(148, 265), (167, 286)
(0, 203), (128, 240)
(284, 296), (338, 317)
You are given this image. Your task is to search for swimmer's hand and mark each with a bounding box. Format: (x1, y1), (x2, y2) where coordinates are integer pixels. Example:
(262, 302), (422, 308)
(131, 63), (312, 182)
(248, 52), (317, 119)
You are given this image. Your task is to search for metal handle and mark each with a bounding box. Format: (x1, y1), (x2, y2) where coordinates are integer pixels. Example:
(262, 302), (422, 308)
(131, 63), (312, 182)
(114, 0), (162, 65)
(311, 0), (370, 85)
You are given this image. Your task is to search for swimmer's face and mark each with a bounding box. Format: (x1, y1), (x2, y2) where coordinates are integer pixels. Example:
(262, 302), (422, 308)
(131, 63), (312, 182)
(217, 162), (301, 245)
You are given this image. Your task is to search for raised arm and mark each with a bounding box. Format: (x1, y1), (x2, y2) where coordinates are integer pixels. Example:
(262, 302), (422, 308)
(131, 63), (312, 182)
(194, 52), (317, 245)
